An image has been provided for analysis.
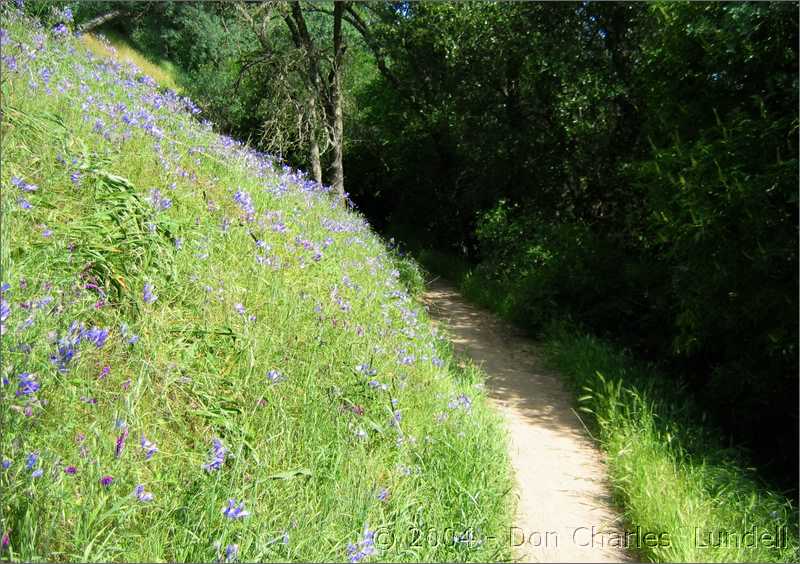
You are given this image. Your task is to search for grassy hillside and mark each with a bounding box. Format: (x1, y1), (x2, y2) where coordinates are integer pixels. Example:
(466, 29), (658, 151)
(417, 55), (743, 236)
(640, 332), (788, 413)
(0, 10), (511, 562)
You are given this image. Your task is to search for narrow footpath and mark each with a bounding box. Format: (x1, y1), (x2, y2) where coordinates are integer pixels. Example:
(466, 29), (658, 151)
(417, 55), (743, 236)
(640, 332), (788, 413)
(422, 278), (631, 563)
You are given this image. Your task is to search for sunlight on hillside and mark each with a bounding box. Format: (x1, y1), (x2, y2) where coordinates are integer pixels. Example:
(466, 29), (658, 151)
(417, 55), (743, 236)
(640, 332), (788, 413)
(80, 32), (180, 92)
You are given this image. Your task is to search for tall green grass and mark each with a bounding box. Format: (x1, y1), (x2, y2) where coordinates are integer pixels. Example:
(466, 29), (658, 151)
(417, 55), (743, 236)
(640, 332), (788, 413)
(415, 250), (799, 562)
(544, 324), (798, 562)
(0, 11), (511, 562)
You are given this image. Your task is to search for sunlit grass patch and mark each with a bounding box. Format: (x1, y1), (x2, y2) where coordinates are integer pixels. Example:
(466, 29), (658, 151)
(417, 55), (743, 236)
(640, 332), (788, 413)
(80, 30), (180, 92)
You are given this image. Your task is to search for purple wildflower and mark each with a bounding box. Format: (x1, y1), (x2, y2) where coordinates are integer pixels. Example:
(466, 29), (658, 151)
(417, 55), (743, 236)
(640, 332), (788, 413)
(16, 372), (40, 396)
(390, 410), (402, 427)
(1, 530), (8, 550)
(398, 354), (415, 366)
(355, 364), (377, 377)
(0, 299), (8, 335)
(233, 190), (255, 217)
(202, 438), (226, 472)
(17, 198), (32, 210)
(448, 394), (472, 411)
(115, 427), (129, 458)
(120, 323), (139, 345)
(133, 484), (154, 502)
(368, 380), (387, 392)
(377, 488), (390, 502)
(142, 283), (157, 304)
(11, 176), (37, 192)
(221, 499), (250, 520)
(25, 452), (38, 470)
(84, 326), (109, 348)
(31, 469), (43, 478)
(70, 171), (81, 185)
(64, 465), (77, 475)
(346, 525), (376, 563)
(140, 436), (158, 459)
(2, 55), (17, 72)
(234, 303), (245, 315)
(100, 475), (114, 487)
(51, 329), (80, 372)
(1, 460), (11, 470)
(224, 544), (238, 563)
(148, 188), (172, 211)
(266, 369), (284, 384)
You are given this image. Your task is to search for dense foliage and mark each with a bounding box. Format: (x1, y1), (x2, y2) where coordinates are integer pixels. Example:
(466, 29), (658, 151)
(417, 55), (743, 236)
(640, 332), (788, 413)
(344, 1), (799, 486)
(0, 6), (512, 561)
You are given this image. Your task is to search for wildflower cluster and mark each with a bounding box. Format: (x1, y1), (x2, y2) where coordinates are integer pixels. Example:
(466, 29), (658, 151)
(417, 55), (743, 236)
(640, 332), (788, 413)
(346, 525), (376, 563)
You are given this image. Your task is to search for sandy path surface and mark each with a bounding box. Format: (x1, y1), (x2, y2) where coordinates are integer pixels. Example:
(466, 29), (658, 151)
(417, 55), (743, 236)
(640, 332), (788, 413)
(422, 279), (630, 563)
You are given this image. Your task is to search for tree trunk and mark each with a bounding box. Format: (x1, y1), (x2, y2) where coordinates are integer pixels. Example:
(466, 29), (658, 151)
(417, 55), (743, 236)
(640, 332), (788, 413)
(329, 2), (346, 201)
(287, 3), (331, 191)
(309, 98), (323, 185)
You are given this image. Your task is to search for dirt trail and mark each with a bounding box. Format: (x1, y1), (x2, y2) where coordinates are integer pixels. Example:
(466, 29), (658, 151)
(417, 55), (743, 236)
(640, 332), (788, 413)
(422, 279), (630, 563)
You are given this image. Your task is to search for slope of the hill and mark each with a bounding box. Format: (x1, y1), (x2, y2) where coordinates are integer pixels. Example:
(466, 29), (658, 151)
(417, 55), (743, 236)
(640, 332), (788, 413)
(0, 10), (511, 562)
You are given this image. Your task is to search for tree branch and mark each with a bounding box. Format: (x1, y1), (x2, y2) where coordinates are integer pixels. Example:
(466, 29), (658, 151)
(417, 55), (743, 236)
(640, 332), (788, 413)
(77, 10), (122, 33)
